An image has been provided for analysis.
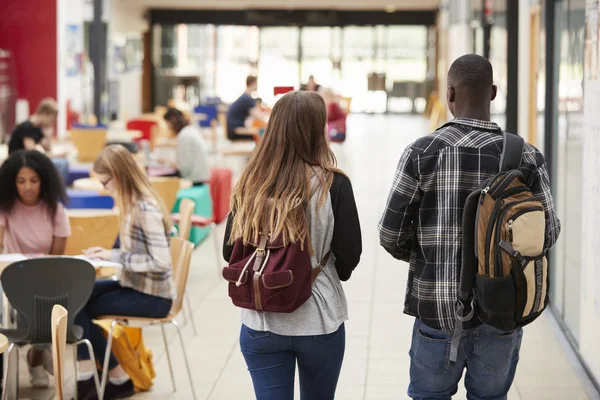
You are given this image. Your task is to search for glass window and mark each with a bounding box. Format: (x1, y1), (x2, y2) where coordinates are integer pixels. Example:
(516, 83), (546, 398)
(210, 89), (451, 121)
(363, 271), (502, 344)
(257, 27), (300, 104)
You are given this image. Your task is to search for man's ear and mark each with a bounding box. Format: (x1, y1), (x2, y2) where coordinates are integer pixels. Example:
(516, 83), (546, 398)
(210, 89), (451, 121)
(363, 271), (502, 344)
(447, 86), (455, 103)
(491, 85), (497, 101)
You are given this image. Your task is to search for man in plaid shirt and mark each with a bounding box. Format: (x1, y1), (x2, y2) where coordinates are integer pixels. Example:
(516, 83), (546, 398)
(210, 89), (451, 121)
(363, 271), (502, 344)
(379, 54), (560, 399)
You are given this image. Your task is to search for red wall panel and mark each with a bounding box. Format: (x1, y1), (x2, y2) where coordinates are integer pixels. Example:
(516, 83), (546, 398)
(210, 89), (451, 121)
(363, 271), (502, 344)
(0, 0), (57, 113)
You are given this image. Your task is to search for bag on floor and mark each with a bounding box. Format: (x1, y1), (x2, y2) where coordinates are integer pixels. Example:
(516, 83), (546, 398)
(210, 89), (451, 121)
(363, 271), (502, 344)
(94, 321), (156, 392)
(451, 131), (549, 362)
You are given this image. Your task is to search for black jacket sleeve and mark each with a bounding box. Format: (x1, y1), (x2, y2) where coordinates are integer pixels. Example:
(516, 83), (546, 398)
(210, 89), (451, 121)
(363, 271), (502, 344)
(222, 212), (234, 262)
(330, 173), (362, 281)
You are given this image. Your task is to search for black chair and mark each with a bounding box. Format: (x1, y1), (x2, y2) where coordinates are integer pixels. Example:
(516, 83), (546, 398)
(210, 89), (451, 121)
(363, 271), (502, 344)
(0, 258), (101, 399)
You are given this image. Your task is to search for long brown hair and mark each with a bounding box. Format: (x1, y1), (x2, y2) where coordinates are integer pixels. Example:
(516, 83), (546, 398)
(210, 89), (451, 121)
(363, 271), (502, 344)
(93, 145), (172, 235)
(230, 91), (339, 249)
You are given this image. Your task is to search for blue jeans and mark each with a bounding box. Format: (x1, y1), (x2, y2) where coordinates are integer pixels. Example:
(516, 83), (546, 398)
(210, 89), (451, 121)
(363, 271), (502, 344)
(240, 323), (345, 400)
(75, 280), (172, 369)
(409, 319), (522, 400)
(51, 157), (69, 185)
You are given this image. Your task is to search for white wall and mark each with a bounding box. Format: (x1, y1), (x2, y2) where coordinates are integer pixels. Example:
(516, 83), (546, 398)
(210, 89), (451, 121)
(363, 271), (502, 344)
(518, 0), (531, 143)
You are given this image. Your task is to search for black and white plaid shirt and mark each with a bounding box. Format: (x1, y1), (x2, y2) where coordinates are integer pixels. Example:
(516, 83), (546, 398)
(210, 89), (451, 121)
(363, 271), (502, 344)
(378, 118), (561, 331)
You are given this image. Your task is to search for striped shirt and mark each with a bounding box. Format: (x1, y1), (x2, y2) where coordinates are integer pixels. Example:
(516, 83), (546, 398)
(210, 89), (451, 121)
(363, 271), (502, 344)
(378, 118), (561, 331)
(110, 200), (175, 299)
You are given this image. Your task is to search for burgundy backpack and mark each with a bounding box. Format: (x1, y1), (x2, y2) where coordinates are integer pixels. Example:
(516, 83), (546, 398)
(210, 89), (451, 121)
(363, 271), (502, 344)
(222, 233), (330, 313)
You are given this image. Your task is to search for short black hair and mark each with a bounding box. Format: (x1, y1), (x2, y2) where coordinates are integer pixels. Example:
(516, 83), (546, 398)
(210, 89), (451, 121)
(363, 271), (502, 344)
(448, 54), (494, 93)
(246, 75), (257, 87)
(0, 150), (67, 218)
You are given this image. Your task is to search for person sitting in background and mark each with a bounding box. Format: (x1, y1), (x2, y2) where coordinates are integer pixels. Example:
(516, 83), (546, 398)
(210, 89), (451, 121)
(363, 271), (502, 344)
(320, 87), (347, 143)
(226, 75), (261, 141)
(162, 107), (210, 186)
(9, 98), (70, 184)
(75, 145), (174, 400)
(0, 150), (70, 388)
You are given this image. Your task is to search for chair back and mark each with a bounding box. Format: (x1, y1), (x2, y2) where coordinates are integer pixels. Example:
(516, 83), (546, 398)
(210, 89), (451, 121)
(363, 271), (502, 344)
(51, 305), (68, 400)
(65, 212), (120, 255)
(70, 129), (107, 162)
(169, 237), (194, 317)
(177, 198), (196, 240)
(126, 119), (157, 144)
(193, 105), (218, 128)
(0, 258), (96, 344)
(150, 177), (180, 212)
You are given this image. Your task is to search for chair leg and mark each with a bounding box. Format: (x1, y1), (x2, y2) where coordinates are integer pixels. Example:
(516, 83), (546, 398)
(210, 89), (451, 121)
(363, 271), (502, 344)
(171, 320), (197, 400)
(160, 324), (176, 392)
(211, 222), (221, 278)
(185, 295), (198, 336)
(99, 320), (117, 400)
(74, 339), (101, 397)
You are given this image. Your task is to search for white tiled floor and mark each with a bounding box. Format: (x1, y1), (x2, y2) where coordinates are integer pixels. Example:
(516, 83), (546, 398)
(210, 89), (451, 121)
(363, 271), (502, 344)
(17, 114), (596, 399)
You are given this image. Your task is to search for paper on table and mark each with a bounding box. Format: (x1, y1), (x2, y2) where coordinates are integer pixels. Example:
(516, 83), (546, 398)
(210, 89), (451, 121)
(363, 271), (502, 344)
(70, 256), (122, 269)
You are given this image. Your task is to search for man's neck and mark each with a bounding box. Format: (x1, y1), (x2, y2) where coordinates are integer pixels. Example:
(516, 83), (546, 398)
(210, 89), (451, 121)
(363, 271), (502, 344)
(245, 88), (254, 96)
(452, 108), (491, 122)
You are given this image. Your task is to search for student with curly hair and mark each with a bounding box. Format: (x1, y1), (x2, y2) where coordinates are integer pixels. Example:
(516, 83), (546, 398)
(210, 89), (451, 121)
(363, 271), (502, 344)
(0, 150), (71, 388)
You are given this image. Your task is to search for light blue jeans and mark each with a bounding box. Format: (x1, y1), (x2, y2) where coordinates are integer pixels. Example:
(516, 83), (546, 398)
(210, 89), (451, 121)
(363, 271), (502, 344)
(409, 319), (522, 400)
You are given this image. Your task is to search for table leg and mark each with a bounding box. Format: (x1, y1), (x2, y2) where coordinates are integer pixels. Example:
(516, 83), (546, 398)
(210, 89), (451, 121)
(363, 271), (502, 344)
(2, 294), (18, 399)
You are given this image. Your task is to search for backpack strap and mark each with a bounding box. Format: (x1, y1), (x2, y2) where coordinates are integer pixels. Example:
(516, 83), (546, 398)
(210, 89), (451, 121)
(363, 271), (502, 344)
(500, 131), (525, 172)
(311, 251), (332, 283)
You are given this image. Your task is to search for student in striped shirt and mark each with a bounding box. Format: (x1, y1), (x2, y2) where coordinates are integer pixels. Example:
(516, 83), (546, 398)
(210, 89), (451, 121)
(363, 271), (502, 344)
(75, 145), (175, 399)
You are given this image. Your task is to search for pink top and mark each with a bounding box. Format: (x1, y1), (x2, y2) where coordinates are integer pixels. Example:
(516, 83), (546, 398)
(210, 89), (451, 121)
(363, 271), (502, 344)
(0, 201), (71, 254)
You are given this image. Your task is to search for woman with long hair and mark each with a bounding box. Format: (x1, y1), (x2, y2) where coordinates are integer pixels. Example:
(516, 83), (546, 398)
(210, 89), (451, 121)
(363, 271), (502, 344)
(0, 150), (70, 388)
(75, 145), (174, 399)
(223, 91), (362, 399)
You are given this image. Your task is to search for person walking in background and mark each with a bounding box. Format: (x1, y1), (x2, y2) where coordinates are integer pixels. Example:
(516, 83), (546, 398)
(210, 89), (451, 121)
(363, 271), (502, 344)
(301, 75), (321, 92)
(378, 54), (561, 399)
(75, 145), (174, 400)
(9, 98), (70, 184)
(226, 75), (261, 141)
(223, 91), (362, 400)
(162, 107), (210, 186)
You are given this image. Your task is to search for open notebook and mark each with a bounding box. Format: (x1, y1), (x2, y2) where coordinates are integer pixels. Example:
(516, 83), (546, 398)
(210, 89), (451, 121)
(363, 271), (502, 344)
(0, 254), (122, 269)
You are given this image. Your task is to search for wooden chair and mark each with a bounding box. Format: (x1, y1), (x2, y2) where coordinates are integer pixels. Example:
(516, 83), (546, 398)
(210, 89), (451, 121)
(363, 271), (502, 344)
(65, 212), (120, 256)
(51, 305), (68, 400)
(170, 198), (197, 335)
(150, 177), (181, 212)
(95, 237), (197, 400)
(70, 129), (107, 162)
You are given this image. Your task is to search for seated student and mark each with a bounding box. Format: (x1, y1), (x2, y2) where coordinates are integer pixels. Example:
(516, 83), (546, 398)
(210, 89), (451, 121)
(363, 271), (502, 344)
(75, 145), (174, 400)
(226, 75), (261, 141)
(9, 98), (70, 184)
(320, 87), (347, 142)
(162, 107), (210, 186)
(0, 150), (71, 388)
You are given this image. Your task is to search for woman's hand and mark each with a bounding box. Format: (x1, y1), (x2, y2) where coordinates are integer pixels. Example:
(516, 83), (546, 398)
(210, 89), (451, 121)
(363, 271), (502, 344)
(84, 247), (111, 260)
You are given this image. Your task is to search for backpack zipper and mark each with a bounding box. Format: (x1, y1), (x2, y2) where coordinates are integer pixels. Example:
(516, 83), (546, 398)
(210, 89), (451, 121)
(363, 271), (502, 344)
(482, 188), (533, 275)
(507, 206), (544, 244)
(489, 170), (526, 199)
(494, 202), (543, 276)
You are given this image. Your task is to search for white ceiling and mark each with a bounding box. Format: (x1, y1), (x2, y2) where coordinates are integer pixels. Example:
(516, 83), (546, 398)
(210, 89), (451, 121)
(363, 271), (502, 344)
(126, 0), (440, 11)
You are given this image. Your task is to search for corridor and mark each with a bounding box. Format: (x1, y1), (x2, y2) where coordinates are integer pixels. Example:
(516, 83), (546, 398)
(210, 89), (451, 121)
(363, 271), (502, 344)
(19, 115), (594, 400)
